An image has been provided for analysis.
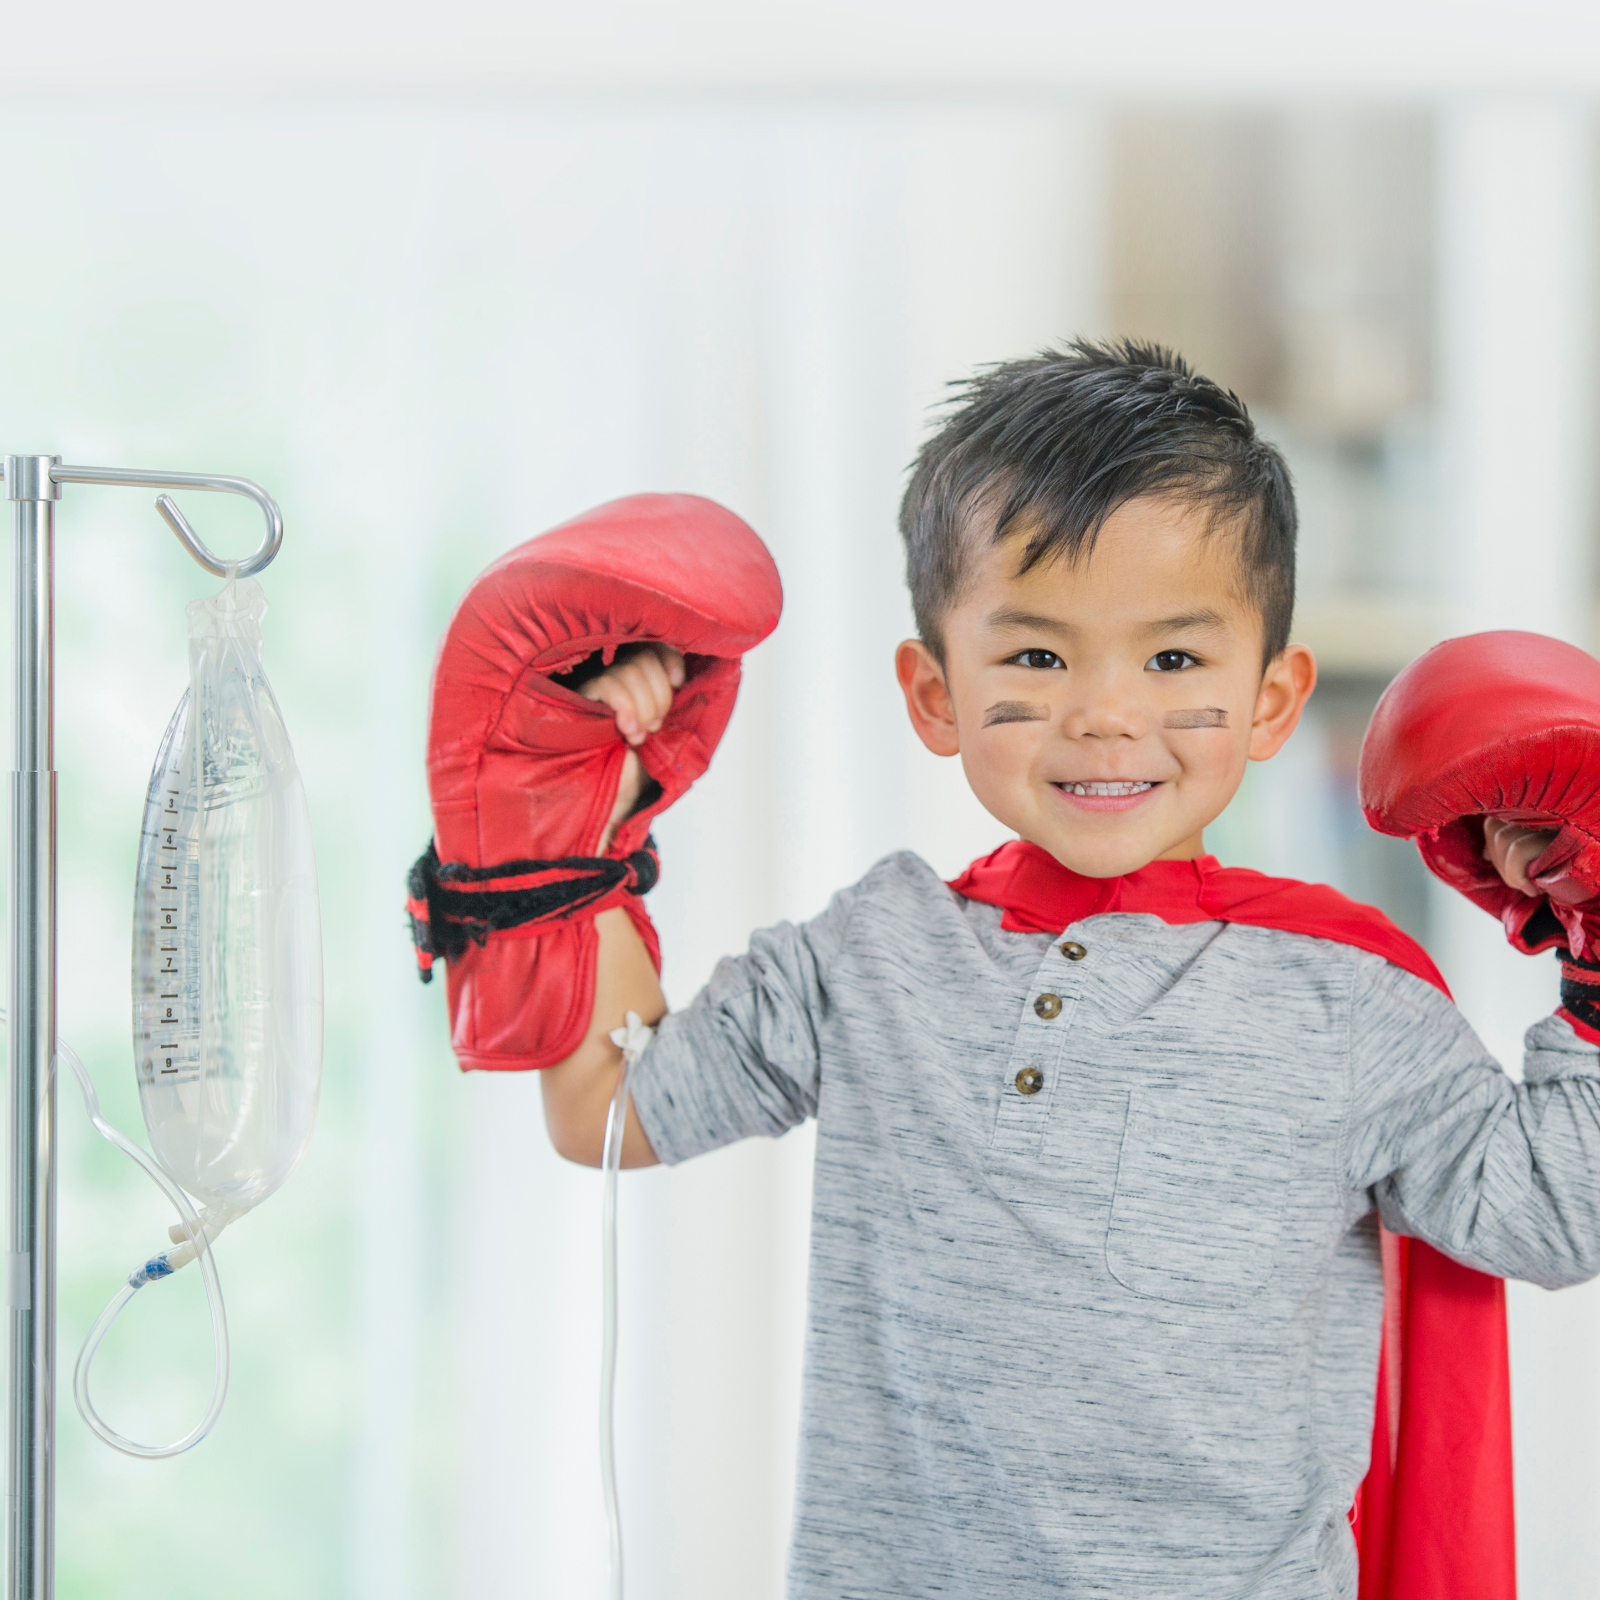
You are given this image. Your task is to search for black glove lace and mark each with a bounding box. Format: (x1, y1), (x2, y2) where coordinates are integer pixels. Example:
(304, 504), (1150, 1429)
(405, 837), (659, 981)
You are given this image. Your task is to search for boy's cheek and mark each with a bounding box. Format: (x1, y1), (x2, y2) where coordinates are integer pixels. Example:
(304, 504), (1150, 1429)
(1168, 744), (1254, 833)
(959, 738), (1044, 826)
(1163, 725), (1252, 783)
(964, 728), (1039, 792)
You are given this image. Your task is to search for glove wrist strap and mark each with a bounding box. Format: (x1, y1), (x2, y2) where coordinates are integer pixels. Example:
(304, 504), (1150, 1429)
(406, 838), (658, 982)
(1558, 948), (1600, 1034)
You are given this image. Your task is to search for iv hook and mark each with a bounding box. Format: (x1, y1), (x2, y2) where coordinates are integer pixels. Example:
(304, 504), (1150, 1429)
(49, 461), (284, 578)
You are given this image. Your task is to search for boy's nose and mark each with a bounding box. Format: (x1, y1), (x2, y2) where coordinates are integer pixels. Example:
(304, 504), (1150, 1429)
(1056, 704), (1145, 739)
(1060, 689), (1145, 740)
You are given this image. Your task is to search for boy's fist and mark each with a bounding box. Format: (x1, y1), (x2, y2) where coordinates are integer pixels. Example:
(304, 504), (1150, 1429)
(580, 643), (686, 746)
(1359, 630), (1600, 958)
(581, 644), (686, 847)
(1483, 817), (1560, 896)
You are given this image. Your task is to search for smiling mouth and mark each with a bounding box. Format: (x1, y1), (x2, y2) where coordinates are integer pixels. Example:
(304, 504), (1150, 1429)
(1056, 781), (1156, 796)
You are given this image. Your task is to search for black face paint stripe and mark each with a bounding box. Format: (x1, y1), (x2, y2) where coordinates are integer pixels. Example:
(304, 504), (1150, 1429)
(983, 701), (1050, 728)
(1164, 708), (1228, 729)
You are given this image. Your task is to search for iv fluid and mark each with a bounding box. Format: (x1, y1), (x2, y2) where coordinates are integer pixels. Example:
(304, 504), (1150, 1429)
(131, 578), (322, 1210)
(73, 573), (319, 1463)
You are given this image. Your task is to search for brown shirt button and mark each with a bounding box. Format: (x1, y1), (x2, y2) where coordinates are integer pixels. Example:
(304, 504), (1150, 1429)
(1033, 993), (1063, 1020)
(1015, 1065), (1044, 1095)
(1059, 941), (1087, 961)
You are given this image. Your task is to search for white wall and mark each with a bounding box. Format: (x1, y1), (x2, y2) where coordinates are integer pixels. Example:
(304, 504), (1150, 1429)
(6, 0), (1600, 93)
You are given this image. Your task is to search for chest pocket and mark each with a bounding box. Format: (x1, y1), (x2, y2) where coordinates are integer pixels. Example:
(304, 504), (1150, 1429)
(1105, 1086), (1294, 1309)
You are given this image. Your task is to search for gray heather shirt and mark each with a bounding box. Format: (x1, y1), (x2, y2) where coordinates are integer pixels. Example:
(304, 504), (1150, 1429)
(629, 851), (1600, 1600)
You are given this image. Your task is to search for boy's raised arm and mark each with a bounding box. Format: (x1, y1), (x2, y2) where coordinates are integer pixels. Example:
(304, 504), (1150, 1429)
(539, 647), (682, 1168)
(1354, 632), (1600, 1282)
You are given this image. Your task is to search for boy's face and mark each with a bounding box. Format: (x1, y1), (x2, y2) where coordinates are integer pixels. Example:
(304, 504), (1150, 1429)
(896, 494), (1317, 878)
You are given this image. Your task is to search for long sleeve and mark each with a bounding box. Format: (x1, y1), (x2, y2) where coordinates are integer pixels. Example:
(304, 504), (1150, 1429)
(627, 878), (862, 1164)
(1345, 950), (1600, 1288)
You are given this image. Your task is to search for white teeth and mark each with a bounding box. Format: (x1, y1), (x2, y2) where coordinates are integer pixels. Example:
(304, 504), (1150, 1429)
(1062, 781), (1154, 796)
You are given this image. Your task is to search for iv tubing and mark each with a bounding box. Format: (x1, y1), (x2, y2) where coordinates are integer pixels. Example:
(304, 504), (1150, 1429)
(54, 1032), (232, 1458)
(599, 1036), (635, 1600)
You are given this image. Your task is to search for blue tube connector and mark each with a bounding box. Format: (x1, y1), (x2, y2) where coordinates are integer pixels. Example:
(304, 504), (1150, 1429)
(128, 1257), (176, 1289)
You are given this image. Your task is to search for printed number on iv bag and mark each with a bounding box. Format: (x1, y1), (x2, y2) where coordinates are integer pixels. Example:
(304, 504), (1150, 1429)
(131, 578), (322, 1211)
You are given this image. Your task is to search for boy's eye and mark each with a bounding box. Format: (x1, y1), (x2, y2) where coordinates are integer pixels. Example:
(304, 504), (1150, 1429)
(1147, 650), (1199, 672)
(1009, 649), (1064, 671)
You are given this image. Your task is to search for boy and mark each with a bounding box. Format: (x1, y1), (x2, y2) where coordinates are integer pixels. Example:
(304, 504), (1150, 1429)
(540, 342), (1599, 1597)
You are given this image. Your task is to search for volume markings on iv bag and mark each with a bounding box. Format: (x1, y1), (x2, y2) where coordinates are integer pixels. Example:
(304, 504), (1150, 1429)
(137, 781), (201, 1087)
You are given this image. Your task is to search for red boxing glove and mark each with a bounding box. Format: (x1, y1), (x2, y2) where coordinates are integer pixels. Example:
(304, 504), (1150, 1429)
(409, 493), (782, 1070)
(1358, 629), (1600, 958)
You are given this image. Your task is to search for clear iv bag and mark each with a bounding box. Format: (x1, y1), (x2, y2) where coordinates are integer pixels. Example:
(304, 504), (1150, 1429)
(131, 577), (322, 1209)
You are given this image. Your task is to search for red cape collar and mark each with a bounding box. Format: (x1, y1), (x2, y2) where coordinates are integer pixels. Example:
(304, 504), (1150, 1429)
(949, 839), (1449, 997)
(948, 838), (1514, 1600)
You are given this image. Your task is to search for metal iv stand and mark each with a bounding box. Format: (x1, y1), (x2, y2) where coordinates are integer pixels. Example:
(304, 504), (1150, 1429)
(0, 455), (283, 1600)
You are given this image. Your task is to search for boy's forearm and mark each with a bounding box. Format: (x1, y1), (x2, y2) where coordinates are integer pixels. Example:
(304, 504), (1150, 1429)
(539, 907), (664, 1168)
(540, 652), (681, 1166)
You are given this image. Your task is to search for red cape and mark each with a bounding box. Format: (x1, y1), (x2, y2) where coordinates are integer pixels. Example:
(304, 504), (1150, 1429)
(950, 841), (1517, 1600)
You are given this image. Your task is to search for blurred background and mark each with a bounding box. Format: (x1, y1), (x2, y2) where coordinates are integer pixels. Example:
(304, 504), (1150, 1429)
(2, 2), (1600, 1596)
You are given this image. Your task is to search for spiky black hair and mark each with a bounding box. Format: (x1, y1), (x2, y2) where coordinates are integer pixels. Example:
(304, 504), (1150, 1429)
(899, 338), (1297, 667)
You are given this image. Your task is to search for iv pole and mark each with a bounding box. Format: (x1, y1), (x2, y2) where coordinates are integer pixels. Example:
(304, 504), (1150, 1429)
(0, 455), (282, 1600)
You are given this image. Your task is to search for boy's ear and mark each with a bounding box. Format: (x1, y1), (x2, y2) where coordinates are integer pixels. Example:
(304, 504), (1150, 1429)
(1248, 643), (1318, 762)
(896, 639), (961, 757)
